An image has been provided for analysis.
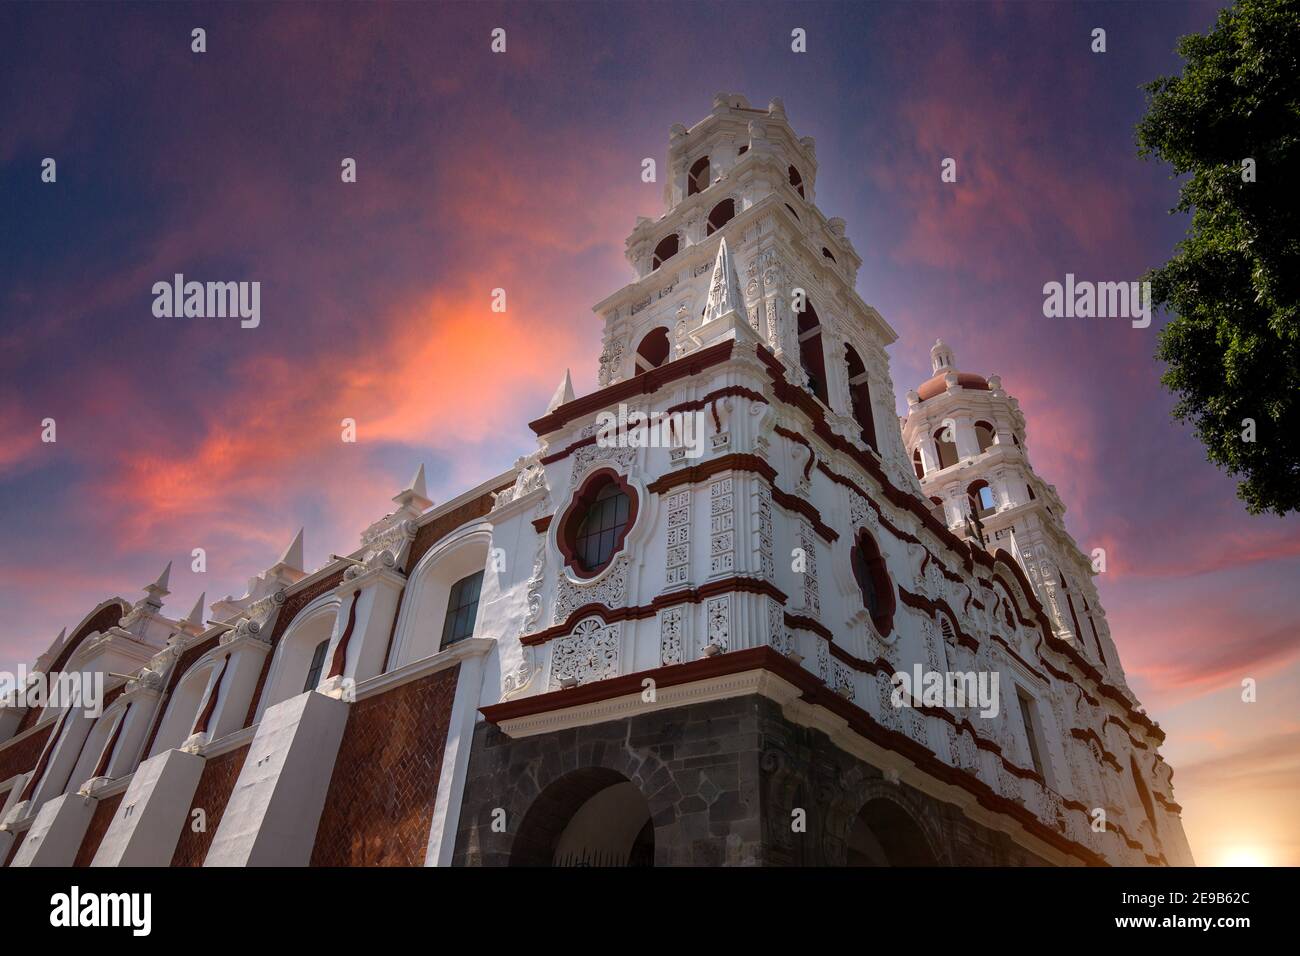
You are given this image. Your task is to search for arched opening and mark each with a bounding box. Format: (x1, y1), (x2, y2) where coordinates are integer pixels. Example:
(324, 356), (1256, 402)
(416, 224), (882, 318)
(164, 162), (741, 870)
(511, 768), (654, 867)
(912, 448), (925, 480)
(850, 528), (896, 636)
(651, 234), (679, 271)
(797, 299), (829, 406)
(784, 203), (800, 221)
(821, 247), (836, 262)
(967, 479), (996, 518)
(846, 798), (938, 866)
(261, 606), (337, 716)
(389, 531), (491, 668)
(706, 198), (735, 235)
(843, 344), (877, 449)
(932, 425), (958, 470)
(788, 164), (804, 197)
(687, 156), (710, 196)
(634, 327), (671, 372)
(148, 662), (219, 758)
(974, 420), (996, 452)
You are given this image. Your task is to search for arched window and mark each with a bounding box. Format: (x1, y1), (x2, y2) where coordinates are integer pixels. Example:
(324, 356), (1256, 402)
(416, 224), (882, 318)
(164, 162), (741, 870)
(706, 198), (735, 235)
(687, 156), (710, 196)
(850, 529), (896, 636)
(797, 299), (829, 406)
(1130, 755), (1160, 834)
(967, 480), (996, 517)
(1016, 689), (1046, 778)
(303, 639), (329, 693)
(788, 165), (804, 197)
(440, 570), (484, 649)
(932, 425), (958, 469)
(1026, 482), (1036, 500)
(651, 234), (679, 270)
(634, 327), (670, 372)
(974, 421), (996, 452)
(559, 470), (638, 578)
(821, 247), (836, 262)
(913, 449), (925, 480)
(843, 344), (877, 449)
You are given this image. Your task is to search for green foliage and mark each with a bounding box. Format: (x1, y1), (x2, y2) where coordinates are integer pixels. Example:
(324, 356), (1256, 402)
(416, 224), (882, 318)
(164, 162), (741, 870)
(1137, 0), (1300, 515)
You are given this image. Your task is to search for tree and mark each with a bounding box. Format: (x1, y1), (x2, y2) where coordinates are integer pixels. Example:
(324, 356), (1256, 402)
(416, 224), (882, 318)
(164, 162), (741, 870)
(1137, 0), (1299, 515)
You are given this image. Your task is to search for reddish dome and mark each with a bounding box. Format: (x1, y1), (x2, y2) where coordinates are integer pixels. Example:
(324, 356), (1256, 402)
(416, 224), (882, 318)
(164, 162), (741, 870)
(916, 370), (989, 401)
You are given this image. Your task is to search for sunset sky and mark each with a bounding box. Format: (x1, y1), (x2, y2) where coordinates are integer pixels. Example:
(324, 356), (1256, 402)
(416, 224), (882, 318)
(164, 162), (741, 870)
(1, 1), (1296, 866)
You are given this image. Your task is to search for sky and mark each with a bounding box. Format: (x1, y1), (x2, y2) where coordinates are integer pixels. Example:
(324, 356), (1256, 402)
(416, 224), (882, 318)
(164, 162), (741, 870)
(1, 1), (1296, 867)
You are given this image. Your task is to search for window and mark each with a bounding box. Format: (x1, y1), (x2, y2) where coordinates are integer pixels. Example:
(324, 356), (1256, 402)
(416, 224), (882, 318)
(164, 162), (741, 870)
(821, 247), (836, 262)
(967, 480), (996, 517)
(303, 639), (329, 693)
(687, 156), (710, 196)
(974, 421), (996, 452)
(706, 198), (735, 235)
(440, 570), (484, 649)
(850, 529), (896, 635)
(913, 448), (925, 480)
(737, 144), (749, 156)
(797, 299), (829, 405)
(788, 165), (804, 197)
(1017, 689), (1045, 778)
(933, 426), (958, 469)
(843, 344), (877, 449)
(651, 234), (679, 270)
(559, 470), (638, 578)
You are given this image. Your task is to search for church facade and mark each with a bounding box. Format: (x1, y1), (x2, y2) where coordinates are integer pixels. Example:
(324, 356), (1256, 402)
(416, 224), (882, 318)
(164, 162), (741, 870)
(0, 94), (1193, 867)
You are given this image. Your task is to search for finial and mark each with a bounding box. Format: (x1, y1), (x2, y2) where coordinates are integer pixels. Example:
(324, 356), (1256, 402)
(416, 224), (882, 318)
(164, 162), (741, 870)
(393, 463), (433, 512)
(143, 562), (172, 606)
(703, 238), (743, 323)
(278, 528), (304, 572)
(185, 592), (206, 629)
(547, 369), (575, 412)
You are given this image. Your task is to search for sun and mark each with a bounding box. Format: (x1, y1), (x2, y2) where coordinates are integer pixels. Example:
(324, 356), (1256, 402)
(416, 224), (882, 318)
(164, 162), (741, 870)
(1219, 847), (1270, 867)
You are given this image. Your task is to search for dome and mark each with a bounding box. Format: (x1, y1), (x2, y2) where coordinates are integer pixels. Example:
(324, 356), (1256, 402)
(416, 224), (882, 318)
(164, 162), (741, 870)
(916, 370), (989, 401)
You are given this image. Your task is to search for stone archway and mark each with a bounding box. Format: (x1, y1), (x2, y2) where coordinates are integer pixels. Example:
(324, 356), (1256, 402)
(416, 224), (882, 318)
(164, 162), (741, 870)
(510, 767), (654, 867)
(846, 796), (941, 866)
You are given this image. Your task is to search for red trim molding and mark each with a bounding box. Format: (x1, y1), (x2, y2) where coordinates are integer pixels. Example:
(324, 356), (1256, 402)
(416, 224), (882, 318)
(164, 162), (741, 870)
(529, 340), (735, 435)
(521, 576), (787, 646)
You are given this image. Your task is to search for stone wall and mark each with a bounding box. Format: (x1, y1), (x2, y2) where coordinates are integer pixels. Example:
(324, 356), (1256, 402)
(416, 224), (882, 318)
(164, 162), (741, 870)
(453, 694), (1054, 867)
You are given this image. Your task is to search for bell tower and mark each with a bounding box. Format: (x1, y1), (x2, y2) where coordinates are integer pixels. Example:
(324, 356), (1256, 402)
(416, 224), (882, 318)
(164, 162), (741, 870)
(901, 343), (1130, 691)
(590, 92), (915, 488)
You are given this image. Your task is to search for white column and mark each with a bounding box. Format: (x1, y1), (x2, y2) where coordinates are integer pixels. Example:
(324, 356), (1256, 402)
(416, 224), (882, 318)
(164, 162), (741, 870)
(91, 748), (205, 866)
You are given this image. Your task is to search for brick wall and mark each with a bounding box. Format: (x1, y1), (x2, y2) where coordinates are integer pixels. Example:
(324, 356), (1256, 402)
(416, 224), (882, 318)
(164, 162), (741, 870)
(310, 666), (460, 866)
(170, 744), (250, 867)
(73, 792), (124, 867)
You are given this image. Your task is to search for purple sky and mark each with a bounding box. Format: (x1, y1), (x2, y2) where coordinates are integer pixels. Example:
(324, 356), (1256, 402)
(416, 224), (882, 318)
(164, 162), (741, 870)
(1, 1), (1296, 865)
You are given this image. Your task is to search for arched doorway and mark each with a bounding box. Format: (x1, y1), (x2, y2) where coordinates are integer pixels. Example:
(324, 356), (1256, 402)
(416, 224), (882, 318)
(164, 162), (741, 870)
(845, 797), (939, 866)
(511, 768), (655, 867)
